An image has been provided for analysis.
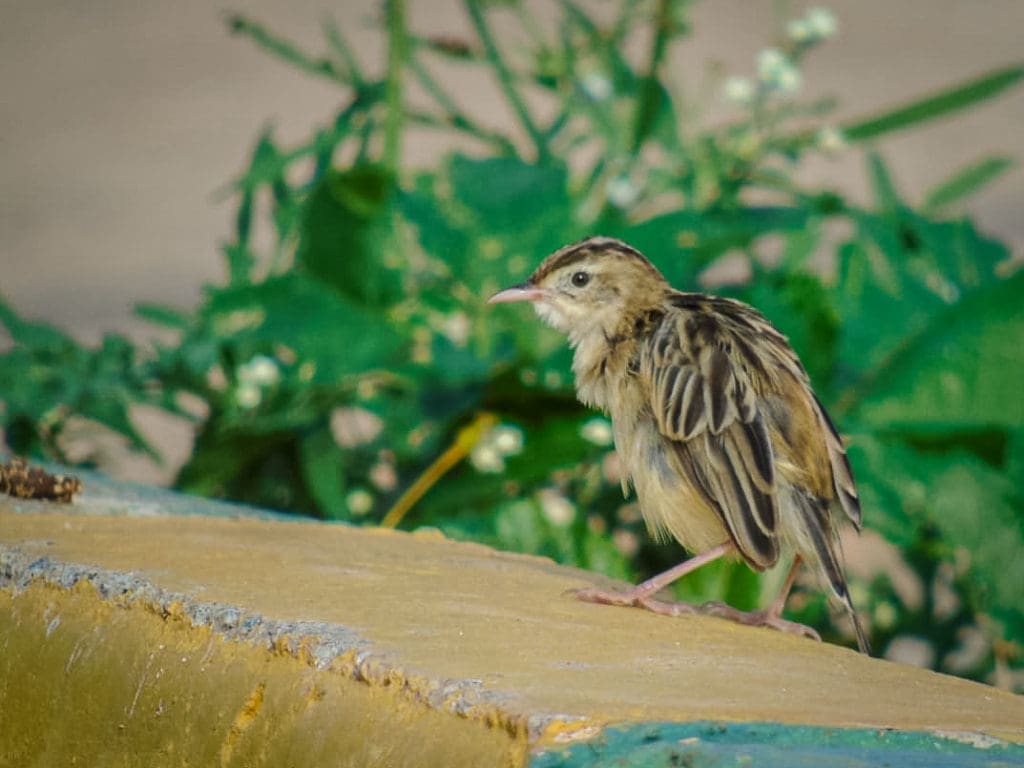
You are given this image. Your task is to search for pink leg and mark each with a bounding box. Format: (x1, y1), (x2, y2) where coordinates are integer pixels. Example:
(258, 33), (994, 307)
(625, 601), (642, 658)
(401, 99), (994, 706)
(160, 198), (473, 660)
(577, 550), (822, 642)
(699, 556), (821, 641)
(574, 542), (733, 612)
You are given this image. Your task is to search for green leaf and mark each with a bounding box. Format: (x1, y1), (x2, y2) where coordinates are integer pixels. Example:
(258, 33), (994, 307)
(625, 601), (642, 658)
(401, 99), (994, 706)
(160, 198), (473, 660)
(297, 164), (404, 308)
(743, 269), (839, 388)
(923, 156), (1015, 213)
(835, 212), (1009, 382)
(615, 207), (812, 287)
(202, 273), (404, 382)
(842, 64), (1024, 141)
(845, 436), (929, 548)
(867, 152), (903, 211)
(0, 296), (74, 348)
(448, 154), (570, 233)
(849, 435), (1024, 637)
(851, 271), (1024, 429)
(299, 426), (348, 518)
(927, 459), (1023, 629)
(135, 303), (191, 331)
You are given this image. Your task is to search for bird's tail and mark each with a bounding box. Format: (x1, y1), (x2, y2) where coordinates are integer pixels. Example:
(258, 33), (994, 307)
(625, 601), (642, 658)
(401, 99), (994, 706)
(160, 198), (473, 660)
(797, 499), (870, 655)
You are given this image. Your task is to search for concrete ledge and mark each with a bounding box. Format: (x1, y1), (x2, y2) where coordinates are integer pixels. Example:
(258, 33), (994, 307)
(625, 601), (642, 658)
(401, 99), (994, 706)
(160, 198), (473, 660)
(2, 472), (1023, 766)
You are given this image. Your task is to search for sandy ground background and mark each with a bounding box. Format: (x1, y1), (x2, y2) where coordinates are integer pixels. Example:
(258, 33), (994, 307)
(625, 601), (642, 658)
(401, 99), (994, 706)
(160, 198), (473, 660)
(2, 0), (1022, 482)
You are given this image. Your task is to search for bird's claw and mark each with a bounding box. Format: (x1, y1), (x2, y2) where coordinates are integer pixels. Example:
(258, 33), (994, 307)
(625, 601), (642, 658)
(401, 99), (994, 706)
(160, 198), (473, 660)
(572, 586), (645, 607)
(572, 588), (821, 641)
(698, 601), (822, 641)
(572, 587), (700, 615)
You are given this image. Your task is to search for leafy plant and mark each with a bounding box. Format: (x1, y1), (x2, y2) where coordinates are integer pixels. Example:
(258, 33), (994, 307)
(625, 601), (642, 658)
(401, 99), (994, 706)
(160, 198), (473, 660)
(2, 1), (1021, 686)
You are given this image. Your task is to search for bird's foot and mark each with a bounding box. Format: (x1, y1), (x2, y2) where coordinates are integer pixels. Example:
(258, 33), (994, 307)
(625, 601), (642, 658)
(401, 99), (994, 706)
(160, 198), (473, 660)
(572, 586), (646, 608)
(573, 588), (820, 641)
(572, 586), (700, 615)
(698, 601), (822, 642)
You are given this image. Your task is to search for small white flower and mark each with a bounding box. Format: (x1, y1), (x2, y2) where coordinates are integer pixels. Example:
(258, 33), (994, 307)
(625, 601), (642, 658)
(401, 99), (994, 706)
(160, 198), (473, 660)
(757, 48), (801, 94)
(580, 417), (614, 447)
(757, 48), (787, 79)
(238, 355), (280, 388)
(580, 72), (612, 101)
(816, 125), (847, 154)
(775, 64), (802, 94)
(440, 311), (470, 347)
(346, 488), (374, 516)
(806, 7), (837, 39)
(538, 489), (576, 527)
(491, 425), (524, 456)
(369, 460), (398, 492)
(786, 18), (813, 43)
(235, 383), (262, 409)
(330, 407), (384, 448)
(470, 444), (505, 474)
(722, 76), (755, 105)
(605, 176), (640, 209)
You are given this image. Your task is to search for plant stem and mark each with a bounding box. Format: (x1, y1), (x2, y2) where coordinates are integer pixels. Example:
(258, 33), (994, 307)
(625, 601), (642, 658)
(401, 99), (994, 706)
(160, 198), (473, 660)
(464, 0), (549, 162)
(408, 54), (518, 155)
(381, 413), (498, 529)
(384, 0), (407, 173)
(630, 0), (674, 154)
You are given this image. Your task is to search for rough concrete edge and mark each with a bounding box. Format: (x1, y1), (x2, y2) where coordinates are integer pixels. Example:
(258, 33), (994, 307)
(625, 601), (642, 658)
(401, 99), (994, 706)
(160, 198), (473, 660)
(0, 544), (587, 746)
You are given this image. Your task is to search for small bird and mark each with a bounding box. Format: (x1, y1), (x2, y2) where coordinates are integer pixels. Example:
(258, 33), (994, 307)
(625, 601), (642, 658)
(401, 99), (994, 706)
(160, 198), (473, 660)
(489, 236), (868, 653)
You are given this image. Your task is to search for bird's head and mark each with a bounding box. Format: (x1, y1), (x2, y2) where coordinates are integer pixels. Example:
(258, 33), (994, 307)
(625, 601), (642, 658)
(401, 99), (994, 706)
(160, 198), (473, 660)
(489, 236), (668, 341)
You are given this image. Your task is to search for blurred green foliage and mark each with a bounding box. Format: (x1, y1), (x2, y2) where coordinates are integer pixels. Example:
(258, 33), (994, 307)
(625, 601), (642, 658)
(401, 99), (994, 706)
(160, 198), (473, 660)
(1, 1), (1022, 686)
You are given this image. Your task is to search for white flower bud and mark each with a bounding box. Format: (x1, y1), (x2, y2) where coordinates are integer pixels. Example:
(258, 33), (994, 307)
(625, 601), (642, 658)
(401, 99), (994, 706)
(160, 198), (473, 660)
(346, 488), (374, 516)
(491, 425), (524, 456)
(235, 383), (262, 410)
(580, 72), (612, 101)
(238, 355), (280, 388)
(580, 417), (614, 447)
(786, 18), (812, 43)
(816, 125), (847, 154)
(722, 76), (755, 105)
(606, 176), (640, 209)
(757, 48), (801, 94)
(806, 7), (837, 39)
(538, 489), (576, 527)
(470, 444), (505, 474)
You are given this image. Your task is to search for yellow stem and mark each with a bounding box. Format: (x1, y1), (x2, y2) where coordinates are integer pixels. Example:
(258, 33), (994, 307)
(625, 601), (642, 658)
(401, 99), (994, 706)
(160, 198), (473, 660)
(380, 412), (499, 529)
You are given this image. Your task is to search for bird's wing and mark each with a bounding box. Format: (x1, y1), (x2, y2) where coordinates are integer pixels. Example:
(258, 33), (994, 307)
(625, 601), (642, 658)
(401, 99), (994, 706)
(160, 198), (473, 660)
(811, 393), (862, 529)
(641, 310), (779, 569)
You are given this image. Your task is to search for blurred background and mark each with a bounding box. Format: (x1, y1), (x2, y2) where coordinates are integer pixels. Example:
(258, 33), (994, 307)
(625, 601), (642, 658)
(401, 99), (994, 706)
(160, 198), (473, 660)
(2, 1), (1022, 686)
(4, 1), (1021, 345)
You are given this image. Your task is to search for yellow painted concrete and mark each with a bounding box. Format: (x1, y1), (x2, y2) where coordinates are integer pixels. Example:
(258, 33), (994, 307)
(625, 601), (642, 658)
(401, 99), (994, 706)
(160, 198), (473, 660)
(0, 581), (522, 767)
(2, 490), (1023, 766)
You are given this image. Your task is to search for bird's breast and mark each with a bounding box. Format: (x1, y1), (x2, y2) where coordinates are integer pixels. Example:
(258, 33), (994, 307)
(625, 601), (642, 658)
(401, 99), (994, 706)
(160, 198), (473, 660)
(570, 332), (640, 412)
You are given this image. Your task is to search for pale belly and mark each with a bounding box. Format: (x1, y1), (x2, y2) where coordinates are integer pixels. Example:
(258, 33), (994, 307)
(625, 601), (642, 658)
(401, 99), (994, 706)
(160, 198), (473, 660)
(612, 406), (730, 555)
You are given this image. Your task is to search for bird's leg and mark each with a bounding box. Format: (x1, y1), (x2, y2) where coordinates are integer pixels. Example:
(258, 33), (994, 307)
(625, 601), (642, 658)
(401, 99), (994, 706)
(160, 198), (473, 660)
(577, 548), (823, 642)
(574, 542), (733, 613)
(699, 556), (822, 641)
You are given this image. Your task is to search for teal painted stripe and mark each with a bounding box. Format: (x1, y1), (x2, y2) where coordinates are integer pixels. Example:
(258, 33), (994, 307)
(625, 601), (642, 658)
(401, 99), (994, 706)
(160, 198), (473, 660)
(530, 722), (1024, 767)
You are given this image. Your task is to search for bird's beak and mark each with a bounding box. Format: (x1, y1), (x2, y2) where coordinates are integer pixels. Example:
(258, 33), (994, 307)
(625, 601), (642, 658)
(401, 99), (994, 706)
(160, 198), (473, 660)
(488, 283), (546, 304)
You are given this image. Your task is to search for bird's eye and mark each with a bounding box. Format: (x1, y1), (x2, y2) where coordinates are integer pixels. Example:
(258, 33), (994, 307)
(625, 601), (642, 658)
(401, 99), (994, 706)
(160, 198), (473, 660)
(570, 271), (590, 288)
